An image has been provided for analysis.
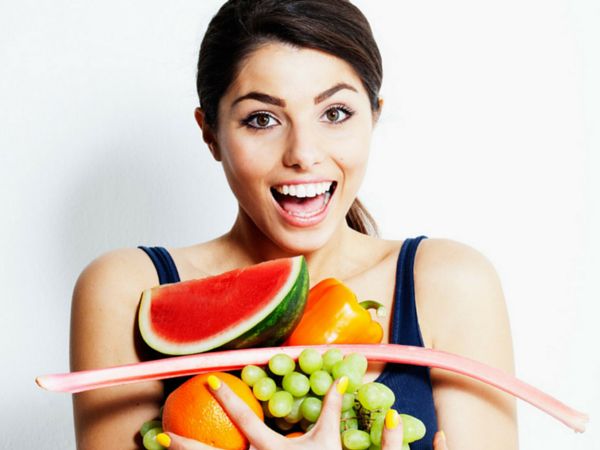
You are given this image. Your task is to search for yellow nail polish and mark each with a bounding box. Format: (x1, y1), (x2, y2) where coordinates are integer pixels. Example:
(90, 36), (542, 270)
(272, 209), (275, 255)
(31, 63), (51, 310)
(385, 409), (400, 430)
(156, 433), (171, 448)
(207, 375), (221, 390)
(439, 430), (446, 441)
(336, 376), (349, 394)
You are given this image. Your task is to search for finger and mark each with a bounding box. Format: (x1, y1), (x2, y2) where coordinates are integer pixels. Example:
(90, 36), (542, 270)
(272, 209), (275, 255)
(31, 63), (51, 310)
(433, 430), (449, 450)
(158, 431), (222, 450)
(310, 376), (347, 441)
(206, 374), (276, 449)
(380, 409), (403, 450)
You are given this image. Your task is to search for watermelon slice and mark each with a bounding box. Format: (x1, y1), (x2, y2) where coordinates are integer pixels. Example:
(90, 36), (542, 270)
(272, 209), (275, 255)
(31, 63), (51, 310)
(138, 256), (309, 355)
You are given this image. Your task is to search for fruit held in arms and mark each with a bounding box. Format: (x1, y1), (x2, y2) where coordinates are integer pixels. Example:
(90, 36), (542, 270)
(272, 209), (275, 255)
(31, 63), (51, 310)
(162, 372), (263, 450)
(138, 256), (309, 355)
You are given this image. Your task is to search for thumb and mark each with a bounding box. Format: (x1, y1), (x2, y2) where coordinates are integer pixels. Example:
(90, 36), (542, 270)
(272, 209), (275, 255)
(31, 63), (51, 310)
(380, 410), (403, 450)
(156, 431), (222, 450)
(309, 376), (347, 440)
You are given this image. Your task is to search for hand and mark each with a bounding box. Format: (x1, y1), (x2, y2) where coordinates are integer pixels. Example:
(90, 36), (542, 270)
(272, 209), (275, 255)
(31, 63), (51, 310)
(159, 376), (405, 450)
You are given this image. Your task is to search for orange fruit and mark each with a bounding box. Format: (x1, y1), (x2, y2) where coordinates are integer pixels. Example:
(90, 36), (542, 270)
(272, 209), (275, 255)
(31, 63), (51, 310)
(286, 431), (304, 438)
(162, 372), (263, 450)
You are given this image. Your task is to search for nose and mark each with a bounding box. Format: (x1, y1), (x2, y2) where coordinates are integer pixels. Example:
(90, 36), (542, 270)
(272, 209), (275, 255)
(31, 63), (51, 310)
(282, 123), (324, 170)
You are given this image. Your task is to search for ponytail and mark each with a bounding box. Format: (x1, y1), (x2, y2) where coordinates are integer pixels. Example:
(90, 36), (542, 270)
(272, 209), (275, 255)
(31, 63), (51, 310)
(345, 198), (379, 237)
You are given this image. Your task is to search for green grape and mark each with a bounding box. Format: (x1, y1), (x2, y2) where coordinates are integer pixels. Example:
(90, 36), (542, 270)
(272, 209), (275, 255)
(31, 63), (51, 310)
(309, 370), (333, 396)
(342, 393), (355, 411)
(377, 384), (395, 410)
(345, 353), (368, 375)
(241, 365), (267, 387)
(253, 377), (276, 401)
(306, 422), (315, 433)
(402, 444), (410, 450)
(357, 382), (395, 411)
(282, 371), (310, 397)
(369, 414), (385, 446)
(140, 420), (162, 437)
(275, 417), (295, 431)
(298, 348), (323, 374)
(400, 414), (426, 443)
(368, 446), (381, 450)
(269, 353), (295, 376)
(300, 396), (322, 422)
(342, 429), (371, 450)
(340, 408), (358, 432)
(284, 396), (305, 423)
(332, 360), (363, 392)
(268, 390), (294, 417)
(322, 348), (344, 372)
(332, 360), (351, 379)
(142, 427), (165, 450)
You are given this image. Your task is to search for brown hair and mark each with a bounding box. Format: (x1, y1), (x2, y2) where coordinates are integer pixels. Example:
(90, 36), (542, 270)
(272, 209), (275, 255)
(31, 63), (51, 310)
(197, 0), (381, 236)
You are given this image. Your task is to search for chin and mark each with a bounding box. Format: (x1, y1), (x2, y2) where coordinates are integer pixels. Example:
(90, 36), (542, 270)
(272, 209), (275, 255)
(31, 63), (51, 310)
(271, 227), (337, 255)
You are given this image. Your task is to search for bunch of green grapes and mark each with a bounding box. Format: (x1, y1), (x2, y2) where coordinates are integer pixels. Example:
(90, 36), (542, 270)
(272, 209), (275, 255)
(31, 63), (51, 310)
(241, 349), (426, 450)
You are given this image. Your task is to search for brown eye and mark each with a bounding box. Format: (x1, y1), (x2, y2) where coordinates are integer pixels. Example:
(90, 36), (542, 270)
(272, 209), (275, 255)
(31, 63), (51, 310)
(322, 106), (353, 124)
(243, 112), (278, 129)
(326, 109), (340, 122)
(256, 114), (270, 127)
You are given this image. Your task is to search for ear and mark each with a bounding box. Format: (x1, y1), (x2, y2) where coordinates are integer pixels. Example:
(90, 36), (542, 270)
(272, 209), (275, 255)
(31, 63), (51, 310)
(194, 107), (221, 161)
(373, 97), (384, 125)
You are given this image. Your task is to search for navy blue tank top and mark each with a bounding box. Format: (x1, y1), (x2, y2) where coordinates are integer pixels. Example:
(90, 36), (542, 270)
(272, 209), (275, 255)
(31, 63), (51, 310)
(138, 236), (437, 449)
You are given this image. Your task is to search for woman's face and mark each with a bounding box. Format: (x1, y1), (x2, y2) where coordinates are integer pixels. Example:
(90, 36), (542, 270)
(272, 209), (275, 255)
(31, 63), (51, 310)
(207, 42), (377, 253)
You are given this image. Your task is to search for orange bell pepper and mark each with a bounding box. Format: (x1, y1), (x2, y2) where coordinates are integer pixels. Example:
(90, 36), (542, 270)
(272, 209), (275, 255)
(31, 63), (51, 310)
(286, 278), (386, 345)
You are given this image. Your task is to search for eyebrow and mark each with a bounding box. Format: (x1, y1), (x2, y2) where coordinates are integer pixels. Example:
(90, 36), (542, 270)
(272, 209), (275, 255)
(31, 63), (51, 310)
(231, 82), (358, 108)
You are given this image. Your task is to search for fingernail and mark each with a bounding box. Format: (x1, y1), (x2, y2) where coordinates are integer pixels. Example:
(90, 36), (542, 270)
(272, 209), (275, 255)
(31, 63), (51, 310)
(385, 409), (400, 430)
(439, 430), (446, 442)
(336, 376), (349, 394)
(207, 374), (221, 390)
(156, 433), (171, 448)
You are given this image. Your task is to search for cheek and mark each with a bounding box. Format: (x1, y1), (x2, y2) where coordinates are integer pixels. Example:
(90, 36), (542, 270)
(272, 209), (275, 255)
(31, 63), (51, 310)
(219, 136), (275, 191)
(330, 132), (371, 173)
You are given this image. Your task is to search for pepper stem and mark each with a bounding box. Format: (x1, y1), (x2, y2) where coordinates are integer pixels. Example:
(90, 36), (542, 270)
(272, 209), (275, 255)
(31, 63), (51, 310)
(358, 300), (387, 318)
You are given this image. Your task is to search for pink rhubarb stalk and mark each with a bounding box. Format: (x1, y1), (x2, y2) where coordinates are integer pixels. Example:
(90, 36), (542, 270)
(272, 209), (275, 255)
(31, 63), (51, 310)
(36, 344), (588, 432)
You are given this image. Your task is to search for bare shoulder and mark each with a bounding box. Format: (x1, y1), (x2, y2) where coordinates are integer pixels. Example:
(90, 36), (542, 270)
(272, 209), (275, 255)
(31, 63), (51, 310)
(74, 248), (159, 291)
(416, 237), (500, 283)
(70, 248), (160, 370)
(414, 238), (513, 360)
(71, 247), (160, 321)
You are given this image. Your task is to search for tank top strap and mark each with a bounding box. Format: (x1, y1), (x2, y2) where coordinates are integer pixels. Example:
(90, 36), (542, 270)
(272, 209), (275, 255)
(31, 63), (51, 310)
(138, 246), (181, 285)
(378, 235), (437, 450)
(390, 235), (428, 345)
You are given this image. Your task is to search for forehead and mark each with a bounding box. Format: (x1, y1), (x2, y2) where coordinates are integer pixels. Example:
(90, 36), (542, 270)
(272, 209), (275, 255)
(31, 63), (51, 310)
(224, 42), (368, 103)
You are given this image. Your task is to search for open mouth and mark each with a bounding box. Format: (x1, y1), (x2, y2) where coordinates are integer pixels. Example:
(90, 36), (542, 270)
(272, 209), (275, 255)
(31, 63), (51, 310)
(270, 181), (337, 218)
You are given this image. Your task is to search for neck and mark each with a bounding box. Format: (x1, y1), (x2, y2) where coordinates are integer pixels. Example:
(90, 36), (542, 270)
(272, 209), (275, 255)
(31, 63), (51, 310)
(225, 207), (362, 283)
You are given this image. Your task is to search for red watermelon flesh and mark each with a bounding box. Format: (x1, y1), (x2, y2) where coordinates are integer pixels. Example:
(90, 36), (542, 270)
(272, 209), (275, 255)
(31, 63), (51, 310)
(138, 255), (309, 355)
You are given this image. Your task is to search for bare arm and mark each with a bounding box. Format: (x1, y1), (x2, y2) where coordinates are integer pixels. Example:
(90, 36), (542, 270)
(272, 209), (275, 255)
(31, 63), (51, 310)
(416, 239), (518, 450)
(70, 249), (164, 449)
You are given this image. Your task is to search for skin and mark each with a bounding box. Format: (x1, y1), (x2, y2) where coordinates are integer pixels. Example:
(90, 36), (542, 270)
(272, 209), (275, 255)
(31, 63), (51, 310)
(70, 43), (517, 449)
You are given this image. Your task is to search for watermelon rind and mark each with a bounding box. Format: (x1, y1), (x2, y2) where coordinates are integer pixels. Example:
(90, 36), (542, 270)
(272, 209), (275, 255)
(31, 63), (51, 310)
(138, 256), (309, 355)
(224, 256), (308, 350)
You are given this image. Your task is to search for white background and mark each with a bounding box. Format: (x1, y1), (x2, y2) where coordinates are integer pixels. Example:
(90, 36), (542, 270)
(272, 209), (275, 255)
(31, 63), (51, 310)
(1, 0), (598, 448)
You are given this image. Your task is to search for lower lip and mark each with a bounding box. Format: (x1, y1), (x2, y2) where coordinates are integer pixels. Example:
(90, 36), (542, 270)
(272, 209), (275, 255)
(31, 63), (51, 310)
(271, 190), (334, 228)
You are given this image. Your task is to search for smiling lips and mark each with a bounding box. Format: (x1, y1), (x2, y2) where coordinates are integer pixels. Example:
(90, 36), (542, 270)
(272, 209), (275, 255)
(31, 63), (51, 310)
(271, 181), (337, 223)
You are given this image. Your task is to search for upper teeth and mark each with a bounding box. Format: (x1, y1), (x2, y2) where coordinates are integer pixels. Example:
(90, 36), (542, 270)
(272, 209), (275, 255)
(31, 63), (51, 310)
(274, 182), (333, 198)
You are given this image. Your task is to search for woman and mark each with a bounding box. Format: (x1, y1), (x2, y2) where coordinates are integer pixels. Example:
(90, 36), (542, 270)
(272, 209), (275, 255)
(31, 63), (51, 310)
(70, 1), (518, 449)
